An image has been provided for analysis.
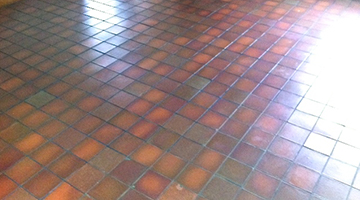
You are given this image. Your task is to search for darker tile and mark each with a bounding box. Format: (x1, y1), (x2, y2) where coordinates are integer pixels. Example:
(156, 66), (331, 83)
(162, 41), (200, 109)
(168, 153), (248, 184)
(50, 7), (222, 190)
(23, 169), (62, 198)
(89, 176), (128, 200)
(111, 160), (146, 185)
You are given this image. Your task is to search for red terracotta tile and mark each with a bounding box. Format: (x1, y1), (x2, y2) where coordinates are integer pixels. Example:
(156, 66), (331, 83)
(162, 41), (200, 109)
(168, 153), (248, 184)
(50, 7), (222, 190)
(170, 137), (203, 161)
(36, 119), (67, 138)
(177, 164), (212, 193)
(255, 114), (283, 134)
(110, 133), (144, 155)
(185, 123), (215, 145)
(21, 110), (51, 129)
(109, 91), (136, 108)
(220, 119), (249, 139)
(211, 99), (237, 117)
(199, 110), (227, 129)
(73, 115), (104, 135)
(14, 132), (46, 154)
(44, 182), (83, 200)
(7, 103), (35, 119)
(90, 124), (123, 145)
(269, 137), (301, 160)
(6, 157), (42, 184)
(244, 127), (274, 149)
(24, 169), (62, 198)
(110, 110), (140, 130)
(202, 177), (239, 200)
(126, 99), (154, 116)
(0, 122), (30, 144)
(129, 119), (159, 140)
(77, 95), (104, 112)
(145, 107), (173, 125)
(71, 138), (105, 161)
(111, 160), (146, 185)
(194, 148), (225, 172)
(48, 152), (86, 178)
(131, 144), (163, 166)
(164, 114), (193, 135)
(0, 175), (19, 199)
(245, 170), (280, 199)
(89, 147), (125, 173)
(135, 170), (171, 199)
(89, 176), (128, 200)
(4, 188), (37, 200)
(178, 103), (206, 121)
(58, 107), (87, 125)
(158, 183), (197, 200)
(67, 164), (105, 192)
(160, 95), (186, 112)
(0, 146), (24, 171)
(150, 129), (181, 150)
(121, 189), (151, 200)
(207, 133), (238, 155)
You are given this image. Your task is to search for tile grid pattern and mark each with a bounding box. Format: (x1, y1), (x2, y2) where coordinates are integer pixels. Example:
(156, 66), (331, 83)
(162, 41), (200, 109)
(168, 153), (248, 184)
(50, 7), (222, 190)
(1, 0), (360, 199)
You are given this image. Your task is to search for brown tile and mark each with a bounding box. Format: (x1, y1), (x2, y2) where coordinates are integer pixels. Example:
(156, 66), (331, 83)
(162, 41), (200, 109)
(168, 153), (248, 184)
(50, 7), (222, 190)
(199, 110), (227, 129)
(244, 127), (274, 149)
(36, 119), (67, 138)
(89, 147), (125, 173)
(121, 189), (151, 200)
(110, 110), (139, 130)
(218, 158), (252, 185)
(194, 148), (225, 172)
(170, 137), (202, 161)
(0, 122), (30, 144)
(89, 176), (128, 200)
(24, 169), (62, 198)
(153, 153), (186, 179)
(48, 153), (86, 178)
(177, 164), (212, 193)
(21, 110), (51, 129)
(53, 128), (85, 150)
(129, 119), (159, 140)
(73, 115), (104, 135)
(135, 170), (171, 199)
(245, 170), (280, 199)
(0, 174), (18, 199)
(58, 107), (87, 125)
(90, 124), (123, 145)
(77, 95), (104, 112)
(314, 176), (350, 200)
(44, 182), (83, 200)
(158, 183), (197, 200)
(111, 160), (146, 185)
(160, 95), (186, 112)
(255, 114), (283, 134)
(14, 132), (46, 154)
(163, 114), (193, 135)
(150, 129), (181, 150)
(60, 88), (87, 105)
(257, 152), (291, 179)
(286, 164), (319, 192)
(110, 133), (144, 155)
(0, 146), (24, 171)
(207, 133), (237, 155)
(269, 137), (301, 160)
(7, 103), (35, 119)
(145, 107), (173, 125)
(131, 144), (164, 167)
(220, 119), (249, 139)
(71, 138), (105, 161)
(4, 188), (37, 200)
(185, 123), (214, 146)
(126, 98), (154, 116)
(231, 142), (263, 166)
(67, 164), (105, 192)
(178, 103), (206, 121)
(202, 177), (239, 200)
(6, 157), (42, 184)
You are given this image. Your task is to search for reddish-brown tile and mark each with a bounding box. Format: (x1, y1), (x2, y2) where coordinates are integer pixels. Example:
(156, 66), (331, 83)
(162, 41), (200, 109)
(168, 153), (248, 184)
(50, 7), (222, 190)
(207, 133), (237, 155)
(6, 157), (42, 184)
(48, 153), (86, 178)
(110, 133), (144, 155)
(0, 146), (24, 171)
(111, 160), (146, 185)
(44, 182), (83, 200)
(150, 129), (181, 150)
(194, 148), (225, 172)
(71, 138), (105, 161)
(4, 188), (37, 200)
(170, 137), (202, 161)
(220, 119), (249, 139)
(110, 110), (140, 130)
(24, 169), (62, 198)
(67, 164), (105, 192)
(158, 183), (197, 200)
(0, 175), (19, 199)
(135, 170), (171, 199)
(202, 177), (239, 200)
(231, 142), (263, 166)
(131, 144), (163, 166)
(177, 164), (212, 193)
(245, 170), (280, 199)
(89, 176), (128, 200)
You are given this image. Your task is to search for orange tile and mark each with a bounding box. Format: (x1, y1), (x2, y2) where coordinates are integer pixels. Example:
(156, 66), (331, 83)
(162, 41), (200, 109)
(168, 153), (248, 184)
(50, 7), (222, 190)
(4, 188), (37, 200)
(135, 170), (171, 199)
(0, 175), (18, 199)
(245, 170), (280, 199)
(177, 164), (212, 193)
(0, 146), (24, 171)
(73, 115), (104, 135)
(24, 170), (62, 198)
(129, 119), (159, 140)
(48, 153), (86, 178)
(150, 129), (181, 150)
(71, 138), (105, 161)
(193, 148), (225, 172)
(110, 133), (144, 155)
(44, 182), (83, 200)
(6, 157), (42, 184)
(153, 153), (186, 179)
(90, 124), (123, 145)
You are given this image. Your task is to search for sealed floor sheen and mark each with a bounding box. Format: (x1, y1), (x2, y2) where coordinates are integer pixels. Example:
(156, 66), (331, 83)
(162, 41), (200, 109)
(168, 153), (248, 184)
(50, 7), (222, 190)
(1, 0), (360, 199)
